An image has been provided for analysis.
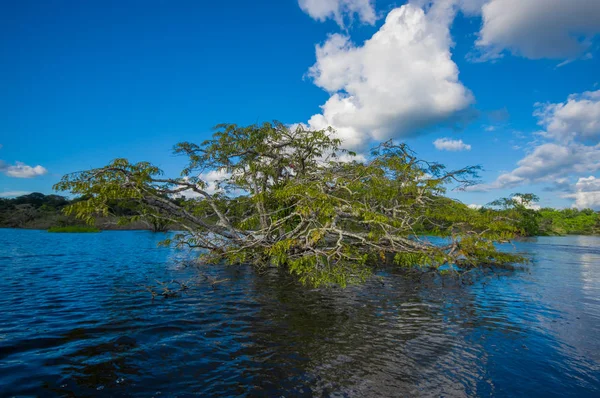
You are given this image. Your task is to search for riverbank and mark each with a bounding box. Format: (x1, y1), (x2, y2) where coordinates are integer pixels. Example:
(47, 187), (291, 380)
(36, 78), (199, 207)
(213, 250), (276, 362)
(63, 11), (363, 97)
(0, 218), (164, 231)
(0, 193), (178, 231)
(2, 192), (599, 235)
(3, 224), (598, 237)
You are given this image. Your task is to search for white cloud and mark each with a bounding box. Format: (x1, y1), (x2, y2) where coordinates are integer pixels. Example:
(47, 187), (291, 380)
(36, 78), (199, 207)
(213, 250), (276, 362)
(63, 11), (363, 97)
(512, 195), (541, 210)
(178, 169), (230, 199)
(476, 142), (600, 191)
(433, 137), (471, 151)
(534, 90), (600, 143)
(468, 203), (483, 209)
(475, 0), (600, 60)
(0, 161), (48, 178)
(473, 89), (600, 195)
(0, 191), (31, 198)
(455, 0), (487, 15)
(306, 3), (473, 150)
(298, 0), (376, 27)
(565, 176), (600, 209)
(200, 169), (229, 195)
(412, 0), (486, 18)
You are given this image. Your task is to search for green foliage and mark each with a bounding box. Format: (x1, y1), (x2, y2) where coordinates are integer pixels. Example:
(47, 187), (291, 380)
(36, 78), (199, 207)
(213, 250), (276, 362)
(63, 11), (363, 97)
(478, 193), (599, 237)
(486, 193), (541, 236)
(0, 193), (72, 229)
(55, 122), (529, 287)
(0, 192), (172, 231)
(538, 208), (600, 235)
(48, 225), (101, 233)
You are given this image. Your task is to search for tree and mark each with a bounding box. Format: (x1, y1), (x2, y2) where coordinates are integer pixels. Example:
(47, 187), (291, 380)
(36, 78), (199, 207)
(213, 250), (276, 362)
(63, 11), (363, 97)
(105, 197), (171, 232)
(0, 193), (73, 228)
(487, 193), (541, 236)
(54, 122), (524, 287)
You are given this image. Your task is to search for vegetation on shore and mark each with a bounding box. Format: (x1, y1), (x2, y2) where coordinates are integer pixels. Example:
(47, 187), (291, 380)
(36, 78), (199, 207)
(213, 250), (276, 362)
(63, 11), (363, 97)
(0, 192), (172, 231)
(2, 191), (596, 236)
(477, 193), (600, 236)
(48, 225), (101, 233)
(538, 208), (599, 236)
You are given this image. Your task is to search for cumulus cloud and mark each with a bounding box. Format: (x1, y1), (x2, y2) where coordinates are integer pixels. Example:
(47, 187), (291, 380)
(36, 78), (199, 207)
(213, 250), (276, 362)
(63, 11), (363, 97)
(433, 137), (471, 151)
(298, 0), (376, 27)
(475, 0), (600, 60)
(565, 176), (600, 209)
(0, 161), (48, 178)
(534, 90), (600, 143)
(306, 3), (473, 151)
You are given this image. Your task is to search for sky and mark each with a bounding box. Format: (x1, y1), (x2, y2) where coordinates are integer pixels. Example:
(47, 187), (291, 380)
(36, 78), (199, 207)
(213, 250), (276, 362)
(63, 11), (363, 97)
(1, 0), (600, 209)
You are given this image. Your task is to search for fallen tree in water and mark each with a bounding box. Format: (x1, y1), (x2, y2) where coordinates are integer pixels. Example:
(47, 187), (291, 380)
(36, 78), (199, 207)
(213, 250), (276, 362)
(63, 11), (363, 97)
(54, 122), (525, 287)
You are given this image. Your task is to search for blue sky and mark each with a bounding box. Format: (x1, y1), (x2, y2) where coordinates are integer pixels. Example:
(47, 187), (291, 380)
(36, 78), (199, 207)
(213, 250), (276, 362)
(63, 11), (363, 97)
(1, 0), (600, 209)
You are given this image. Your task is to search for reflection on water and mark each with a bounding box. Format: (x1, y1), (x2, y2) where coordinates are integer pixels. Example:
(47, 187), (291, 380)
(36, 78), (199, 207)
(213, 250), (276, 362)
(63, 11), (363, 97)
(0, 230), (599, 397)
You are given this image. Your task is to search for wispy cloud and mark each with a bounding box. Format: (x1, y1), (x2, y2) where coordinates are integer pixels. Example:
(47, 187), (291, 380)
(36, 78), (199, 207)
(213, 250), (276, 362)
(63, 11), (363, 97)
(298, 0), (376, 27)
(0, 191), (32, 198)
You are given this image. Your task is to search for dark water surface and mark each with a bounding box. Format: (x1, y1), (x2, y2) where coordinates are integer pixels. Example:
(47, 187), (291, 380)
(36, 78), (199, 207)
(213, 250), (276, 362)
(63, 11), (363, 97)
(0, 229), (599, 397)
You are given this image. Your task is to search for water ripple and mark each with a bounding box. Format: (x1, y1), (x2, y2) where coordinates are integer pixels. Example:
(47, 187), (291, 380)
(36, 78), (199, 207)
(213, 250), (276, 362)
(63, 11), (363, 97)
(0, 230), (599, 396)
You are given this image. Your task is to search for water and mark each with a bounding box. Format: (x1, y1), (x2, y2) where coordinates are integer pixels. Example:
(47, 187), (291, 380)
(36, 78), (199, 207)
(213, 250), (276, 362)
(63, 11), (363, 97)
(0, 229), (599, 397)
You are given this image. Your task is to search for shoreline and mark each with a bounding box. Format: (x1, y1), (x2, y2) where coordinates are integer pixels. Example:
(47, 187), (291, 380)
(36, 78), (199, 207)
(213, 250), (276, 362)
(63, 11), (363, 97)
(2, 226), (597, 237)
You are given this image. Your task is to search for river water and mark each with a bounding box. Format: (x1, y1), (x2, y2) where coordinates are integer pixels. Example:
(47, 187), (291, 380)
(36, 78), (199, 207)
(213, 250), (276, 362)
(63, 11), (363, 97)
(0, 229), (599, 397)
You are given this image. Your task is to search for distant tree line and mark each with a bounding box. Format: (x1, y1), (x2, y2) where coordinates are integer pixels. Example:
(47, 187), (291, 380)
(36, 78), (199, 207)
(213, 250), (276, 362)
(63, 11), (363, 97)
(0, 193), (73, 229)
(477, 193), (600, 237)
(1, 191), (598, 237)
(0, 192), (173, 231)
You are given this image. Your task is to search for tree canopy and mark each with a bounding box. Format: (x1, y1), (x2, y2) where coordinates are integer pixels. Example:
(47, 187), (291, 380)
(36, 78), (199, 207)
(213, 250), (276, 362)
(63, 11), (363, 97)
(486, 193), (542, 236)
(55, 122), (527, 287)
